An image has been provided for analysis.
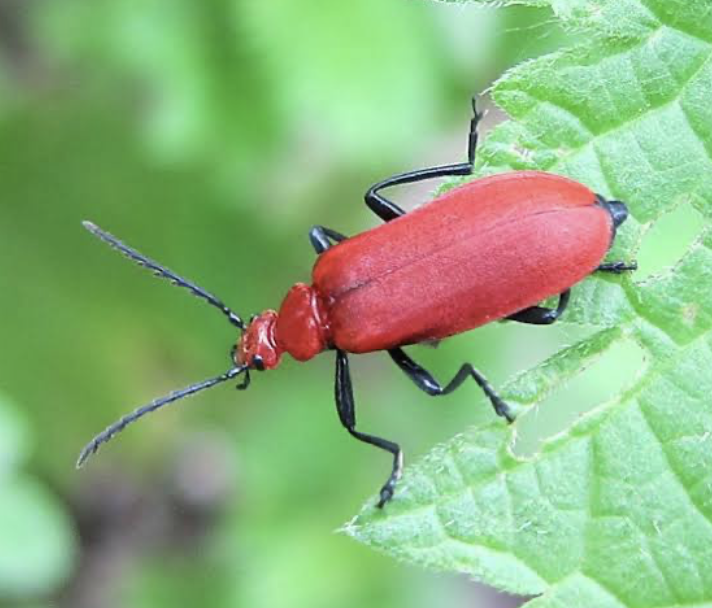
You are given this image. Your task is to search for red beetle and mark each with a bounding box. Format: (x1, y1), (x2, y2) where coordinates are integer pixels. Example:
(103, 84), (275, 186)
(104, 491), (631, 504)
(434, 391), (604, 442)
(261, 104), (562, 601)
(78, 101), (634, 507)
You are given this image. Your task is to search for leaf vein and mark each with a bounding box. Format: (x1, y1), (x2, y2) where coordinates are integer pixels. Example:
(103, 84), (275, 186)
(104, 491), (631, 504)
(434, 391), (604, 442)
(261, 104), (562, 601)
(636, 399), (712, 529)
(640, 0), (712, 45)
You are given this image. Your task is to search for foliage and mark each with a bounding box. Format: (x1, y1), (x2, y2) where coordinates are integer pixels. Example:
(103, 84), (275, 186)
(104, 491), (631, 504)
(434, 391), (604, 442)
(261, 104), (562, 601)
(0, 393), (75, 600)
(32, 0), (446, 194)
(3, 0), (698, 606)
(349, 1), (712, 606)
(4, 1), (565, 606)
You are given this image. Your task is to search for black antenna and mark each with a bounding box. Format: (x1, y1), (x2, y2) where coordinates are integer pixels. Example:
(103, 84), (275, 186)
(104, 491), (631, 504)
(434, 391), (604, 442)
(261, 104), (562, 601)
(83, 221), (245, 329)
(77, 365), (248, 467)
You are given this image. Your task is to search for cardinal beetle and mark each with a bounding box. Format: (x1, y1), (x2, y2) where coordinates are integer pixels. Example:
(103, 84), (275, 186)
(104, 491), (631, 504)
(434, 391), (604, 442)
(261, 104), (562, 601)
(78, 100), (635, 507)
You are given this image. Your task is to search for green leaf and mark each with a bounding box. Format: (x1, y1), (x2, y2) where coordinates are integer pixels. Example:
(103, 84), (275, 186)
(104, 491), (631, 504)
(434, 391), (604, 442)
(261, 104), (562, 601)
(238, 0), (442, 159)
(0, 395), (76, 600)
(0, 477), (76, 599)
(32, 0), (445, 187)
(348, 1), (712, 606)
(32, 0), (280, 190)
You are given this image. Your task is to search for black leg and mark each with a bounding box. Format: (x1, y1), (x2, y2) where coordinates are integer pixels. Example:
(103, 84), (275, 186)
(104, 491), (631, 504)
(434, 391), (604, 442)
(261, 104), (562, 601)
(388, 347), (514, 423)
(507, 290), (570, 325)
(335, 350), (403, 508)
(236, 369), (251, 390)
(364, 98), (483, 222)
(309, 225), (347, 254)
(230, 345), (252, 389)
(597, 261), (637, 274)
(508, 262), (635, 326)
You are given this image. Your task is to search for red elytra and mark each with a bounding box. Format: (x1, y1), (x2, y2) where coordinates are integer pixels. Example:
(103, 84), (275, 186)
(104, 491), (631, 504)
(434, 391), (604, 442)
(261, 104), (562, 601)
(79, 101), (634, 508)
(239, 171), (616, 368)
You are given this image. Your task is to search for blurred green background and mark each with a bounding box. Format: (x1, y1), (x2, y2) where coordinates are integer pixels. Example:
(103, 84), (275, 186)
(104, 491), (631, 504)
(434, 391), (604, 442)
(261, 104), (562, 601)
(0, 1), (683, 607)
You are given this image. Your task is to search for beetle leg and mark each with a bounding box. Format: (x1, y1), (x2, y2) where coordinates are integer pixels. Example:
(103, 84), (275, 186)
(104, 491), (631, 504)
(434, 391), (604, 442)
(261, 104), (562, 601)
(388, 347), (514, 422)
(596, 261), (638, 274)
(235, 369), (251, 390)
(506, 290), (570, 325)
(335, 350), (403, 508)
(309, 225), (348, 254)
(364, 99), (483, 222)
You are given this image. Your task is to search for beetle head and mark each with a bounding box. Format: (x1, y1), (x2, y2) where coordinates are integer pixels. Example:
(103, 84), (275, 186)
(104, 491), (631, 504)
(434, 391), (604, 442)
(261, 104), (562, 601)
(235, 310), (282, 371)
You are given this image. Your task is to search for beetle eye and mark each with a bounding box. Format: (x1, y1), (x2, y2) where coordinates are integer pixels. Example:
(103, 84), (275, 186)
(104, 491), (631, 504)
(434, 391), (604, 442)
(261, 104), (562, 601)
(252, 355), (265, 371)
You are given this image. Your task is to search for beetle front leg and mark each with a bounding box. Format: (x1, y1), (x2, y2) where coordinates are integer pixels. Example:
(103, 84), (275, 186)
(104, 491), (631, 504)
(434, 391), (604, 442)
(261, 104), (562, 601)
(507, 290), (570, 325)
(364, 98), (483, 222)
(388, 347), (514, 422)
(335, 350), (403, 508)
(309, 225), (347, 254)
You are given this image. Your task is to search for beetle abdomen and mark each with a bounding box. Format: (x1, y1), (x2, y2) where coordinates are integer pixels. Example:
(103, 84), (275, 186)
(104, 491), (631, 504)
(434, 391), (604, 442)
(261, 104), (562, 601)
(313, 171), (613, 354)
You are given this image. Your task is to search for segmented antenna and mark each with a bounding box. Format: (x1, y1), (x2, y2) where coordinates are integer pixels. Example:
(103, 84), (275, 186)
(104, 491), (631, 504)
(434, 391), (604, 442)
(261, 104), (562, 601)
(76, 365), (247, 467)
(83, 221), (244, 329)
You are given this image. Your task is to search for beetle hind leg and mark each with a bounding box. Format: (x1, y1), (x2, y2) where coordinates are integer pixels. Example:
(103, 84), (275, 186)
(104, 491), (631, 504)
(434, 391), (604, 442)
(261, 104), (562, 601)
(507, 290), (570, 325)
(388, 348), (514, 422)
(336, 350), (403, 508)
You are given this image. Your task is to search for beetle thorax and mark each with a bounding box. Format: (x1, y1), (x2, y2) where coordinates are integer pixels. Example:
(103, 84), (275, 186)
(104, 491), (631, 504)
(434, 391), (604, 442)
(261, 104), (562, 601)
(275, 283), (329, 363)
(235, 284), (329, 371)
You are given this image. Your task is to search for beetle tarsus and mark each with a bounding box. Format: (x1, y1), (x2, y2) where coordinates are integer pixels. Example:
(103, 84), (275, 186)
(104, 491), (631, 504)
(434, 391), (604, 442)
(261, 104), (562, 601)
(494, 398), (515, 423)
(377, 483), (395, 509)
(376, 445), (404, 508)
(236, 369), (251, 390)
(597, 261), (637, 274)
